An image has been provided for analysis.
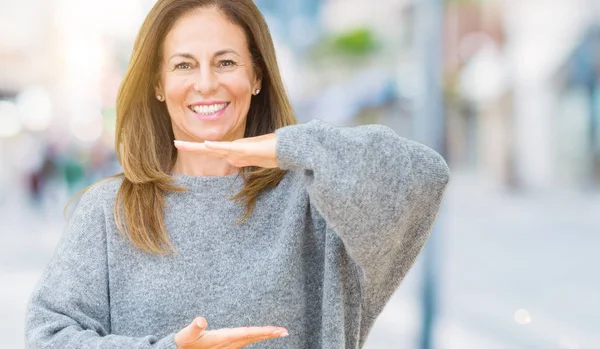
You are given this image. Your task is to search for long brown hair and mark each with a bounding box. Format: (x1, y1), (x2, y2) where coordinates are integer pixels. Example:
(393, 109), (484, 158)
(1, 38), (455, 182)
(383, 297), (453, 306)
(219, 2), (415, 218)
(111, 0), (296, 255)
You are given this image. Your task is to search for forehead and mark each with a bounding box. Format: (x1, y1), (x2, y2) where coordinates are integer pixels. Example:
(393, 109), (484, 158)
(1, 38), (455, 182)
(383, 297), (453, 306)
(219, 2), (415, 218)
(163, 7), (249, 56)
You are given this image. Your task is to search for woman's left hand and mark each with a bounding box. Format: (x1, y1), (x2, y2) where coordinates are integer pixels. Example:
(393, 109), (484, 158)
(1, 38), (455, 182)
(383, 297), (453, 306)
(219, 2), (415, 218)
(174, 133), (279, 168)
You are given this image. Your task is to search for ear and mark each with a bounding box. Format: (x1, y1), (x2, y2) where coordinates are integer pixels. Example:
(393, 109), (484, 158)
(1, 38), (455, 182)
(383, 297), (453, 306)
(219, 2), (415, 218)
(154, 83), (163, 97)
(154, 68), (164, 98)
(253, 81), (262, 95)
(253, 64), (262, 92)
(154, 82), (166, 102)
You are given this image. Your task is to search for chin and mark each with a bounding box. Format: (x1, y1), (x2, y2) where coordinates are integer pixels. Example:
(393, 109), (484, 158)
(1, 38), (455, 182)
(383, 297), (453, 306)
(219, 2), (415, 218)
(192, 128), (228, 142)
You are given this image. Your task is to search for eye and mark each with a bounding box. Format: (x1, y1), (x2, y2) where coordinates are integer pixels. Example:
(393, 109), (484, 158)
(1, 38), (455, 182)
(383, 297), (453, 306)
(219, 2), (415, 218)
(218, 60), (237, 68)
(175, 62), (192, 70)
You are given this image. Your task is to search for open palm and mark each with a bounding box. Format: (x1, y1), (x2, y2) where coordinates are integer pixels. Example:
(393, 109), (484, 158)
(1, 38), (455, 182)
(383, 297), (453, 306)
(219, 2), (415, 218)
(174, 133), (279, 169)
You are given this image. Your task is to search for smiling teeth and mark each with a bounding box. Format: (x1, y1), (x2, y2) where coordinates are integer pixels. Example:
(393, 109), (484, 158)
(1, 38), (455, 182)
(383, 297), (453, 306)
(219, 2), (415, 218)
(191, 103), (228, 115)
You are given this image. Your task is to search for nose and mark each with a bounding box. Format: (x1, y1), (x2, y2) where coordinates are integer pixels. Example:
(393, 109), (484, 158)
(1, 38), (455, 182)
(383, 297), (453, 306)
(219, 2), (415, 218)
(192, 65), (219, 95)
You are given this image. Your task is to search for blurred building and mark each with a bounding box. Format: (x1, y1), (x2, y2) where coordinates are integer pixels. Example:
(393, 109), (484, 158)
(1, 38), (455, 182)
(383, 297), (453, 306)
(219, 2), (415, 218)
(554, 26), (600, 187)
(443, 0), (600, 191)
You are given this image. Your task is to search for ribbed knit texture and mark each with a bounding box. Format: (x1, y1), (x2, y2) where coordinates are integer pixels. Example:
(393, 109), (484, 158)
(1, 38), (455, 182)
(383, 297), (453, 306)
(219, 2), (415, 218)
(25, 119), (450, 349)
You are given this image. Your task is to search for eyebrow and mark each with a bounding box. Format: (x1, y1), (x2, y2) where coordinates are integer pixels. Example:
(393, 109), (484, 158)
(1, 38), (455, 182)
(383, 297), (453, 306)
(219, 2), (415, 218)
(168, 49), (241, 61)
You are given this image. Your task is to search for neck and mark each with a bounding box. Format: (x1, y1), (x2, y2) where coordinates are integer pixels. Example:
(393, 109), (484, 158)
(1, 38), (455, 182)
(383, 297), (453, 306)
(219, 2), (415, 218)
(171, 152), (240, 177)
(170, 124), (246, 177)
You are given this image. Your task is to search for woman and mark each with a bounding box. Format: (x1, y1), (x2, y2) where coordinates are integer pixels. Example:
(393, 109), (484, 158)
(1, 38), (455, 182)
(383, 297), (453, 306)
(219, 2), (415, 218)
(25, 0), (450, 348)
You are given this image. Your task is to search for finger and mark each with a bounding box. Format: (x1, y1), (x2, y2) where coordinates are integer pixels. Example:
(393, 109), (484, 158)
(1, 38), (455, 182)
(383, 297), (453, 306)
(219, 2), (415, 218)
(214, 326), (288, 344)
(173, 140), (227, 157)
(204, 141), (249, 155)
(236, 330), (289, 347)
(203, 140), (232, 150)
(207, 141), (274, 167)
(175, 317), (208, 344)
(173, 140), (208, 152)
(206, 142), (256, 165)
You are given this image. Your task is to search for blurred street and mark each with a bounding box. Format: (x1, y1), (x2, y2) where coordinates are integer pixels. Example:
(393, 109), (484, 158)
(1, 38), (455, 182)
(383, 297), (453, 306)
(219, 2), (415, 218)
(2, 171), (599, 349)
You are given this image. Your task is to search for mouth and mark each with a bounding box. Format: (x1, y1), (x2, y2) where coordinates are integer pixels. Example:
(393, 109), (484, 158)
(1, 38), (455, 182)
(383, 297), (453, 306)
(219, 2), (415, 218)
(188, 102), (230, 120)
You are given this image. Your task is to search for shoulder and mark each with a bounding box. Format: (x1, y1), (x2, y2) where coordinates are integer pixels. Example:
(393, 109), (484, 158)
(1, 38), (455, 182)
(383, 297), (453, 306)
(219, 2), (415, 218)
(84, 174), (123, 201)
(58, 176), (125, 241)
(71, 174), (124, 215)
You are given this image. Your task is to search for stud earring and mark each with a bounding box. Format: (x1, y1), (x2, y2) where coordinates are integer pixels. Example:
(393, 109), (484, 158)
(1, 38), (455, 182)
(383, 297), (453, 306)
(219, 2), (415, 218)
(254, 89), (260, 95)
(156, 94), (164, 101)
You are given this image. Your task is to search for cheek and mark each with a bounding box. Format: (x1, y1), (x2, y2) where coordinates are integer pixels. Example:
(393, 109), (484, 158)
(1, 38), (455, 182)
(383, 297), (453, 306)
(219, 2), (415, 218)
(162, 76), (192, 120)
(163, 76), (190, 101)
(221, 72), (253, 101)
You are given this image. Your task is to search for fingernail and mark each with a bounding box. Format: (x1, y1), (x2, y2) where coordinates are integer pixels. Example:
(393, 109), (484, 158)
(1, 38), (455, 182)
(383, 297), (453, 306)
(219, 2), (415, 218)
(279, 332), (289, 337)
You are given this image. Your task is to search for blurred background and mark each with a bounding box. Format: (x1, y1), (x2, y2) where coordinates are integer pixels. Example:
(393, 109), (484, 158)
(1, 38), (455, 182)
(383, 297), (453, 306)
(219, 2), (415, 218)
(1, 0), (599, 348)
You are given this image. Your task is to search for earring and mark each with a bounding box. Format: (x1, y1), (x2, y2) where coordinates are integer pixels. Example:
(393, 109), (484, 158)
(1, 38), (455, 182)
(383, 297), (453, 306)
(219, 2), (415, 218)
(254, 89), (260, 95)
(156, 94), (164, 101)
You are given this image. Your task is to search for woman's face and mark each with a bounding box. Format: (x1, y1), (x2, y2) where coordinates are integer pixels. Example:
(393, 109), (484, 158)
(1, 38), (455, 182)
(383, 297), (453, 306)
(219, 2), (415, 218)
(156, 7), (261, 142)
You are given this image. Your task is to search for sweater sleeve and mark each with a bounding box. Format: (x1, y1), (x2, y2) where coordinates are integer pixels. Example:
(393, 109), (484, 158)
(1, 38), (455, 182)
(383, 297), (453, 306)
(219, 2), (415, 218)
(24, 183), (178, 349)
(275, 119), (450, 317)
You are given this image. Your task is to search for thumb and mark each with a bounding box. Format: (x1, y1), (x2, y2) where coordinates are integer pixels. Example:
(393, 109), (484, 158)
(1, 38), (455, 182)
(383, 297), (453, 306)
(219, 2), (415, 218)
(176, 317), (208, 344)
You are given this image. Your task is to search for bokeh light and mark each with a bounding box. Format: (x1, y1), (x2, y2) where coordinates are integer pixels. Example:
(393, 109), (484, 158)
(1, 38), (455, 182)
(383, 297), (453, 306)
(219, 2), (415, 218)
(514, 309), (532, 325)
(16, 87), (53, 132)
(0, 101), (22, 138)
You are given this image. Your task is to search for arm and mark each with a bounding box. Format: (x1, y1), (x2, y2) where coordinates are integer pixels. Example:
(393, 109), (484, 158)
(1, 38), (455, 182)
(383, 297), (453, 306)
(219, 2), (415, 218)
(24, 184), (177, 349)
(275, 119), (450, 317)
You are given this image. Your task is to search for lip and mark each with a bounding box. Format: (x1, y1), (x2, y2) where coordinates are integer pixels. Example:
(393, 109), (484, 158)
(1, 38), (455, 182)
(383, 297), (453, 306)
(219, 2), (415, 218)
(189, 102), (230, 121)
(189, 101), (229, 107)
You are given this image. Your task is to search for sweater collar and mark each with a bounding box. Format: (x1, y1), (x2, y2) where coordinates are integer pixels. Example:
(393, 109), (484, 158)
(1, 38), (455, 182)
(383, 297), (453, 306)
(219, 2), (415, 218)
(170, 172), (244, 194)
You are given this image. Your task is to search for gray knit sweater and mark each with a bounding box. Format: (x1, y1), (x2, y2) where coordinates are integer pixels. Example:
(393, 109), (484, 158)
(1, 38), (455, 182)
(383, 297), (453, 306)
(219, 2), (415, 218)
(25, 119), (450, 349)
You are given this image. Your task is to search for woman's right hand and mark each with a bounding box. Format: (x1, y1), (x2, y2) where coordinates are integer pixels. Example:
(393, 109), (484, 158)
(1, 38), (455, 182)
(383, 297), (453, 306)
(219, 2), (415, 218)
(174, 317), (289, 349)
